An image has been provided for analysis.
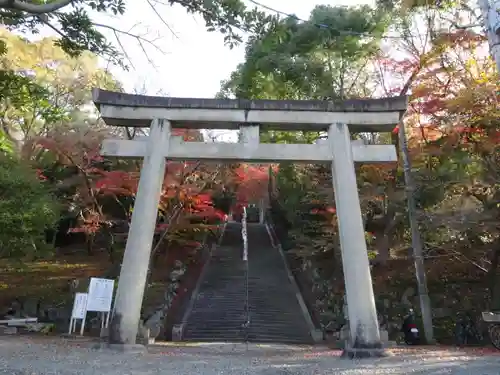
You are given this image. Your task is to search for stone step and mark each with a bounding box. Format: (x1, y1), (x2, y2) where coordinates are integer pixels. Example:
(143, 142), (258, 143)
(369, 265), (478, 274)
(244, 336), (312, 344)
(184, 328), (246, 334)
(183, 332), (311, 343)
(183, 329), (310, 339)
(247, 312), (308, 317)
(185, 316), (247, 322)
(194, 295), (247, 300)
(247, 297), (301, 303)
(191, 301), (246, 306)
(183, 326), (245, 333)
(183, 332), (245, 340)
(186, 317), (307, 323)
(190, 302), (246, 306)
(182, 336), (246, 342)
(186, 312), (247, 319)
(248, 325), (310, 333)
(185, 323), (309, 331)
(189, 308), (306, 315)
(247, 319), (310, 326)
(190, 304), (246, 309)
(185, 316), (307, 324)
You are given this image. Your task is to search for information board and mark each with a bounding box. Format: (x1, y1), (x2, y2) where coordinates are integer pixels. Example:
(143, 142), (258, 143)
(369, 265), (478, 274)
(86, 278), (115, 312)
(71, 293), (88, 319)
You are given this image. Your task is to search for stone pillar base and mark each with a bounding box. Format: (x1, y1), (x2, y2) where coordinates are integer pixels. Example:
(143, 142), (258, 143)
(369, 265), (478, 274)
(92, 342), (147, 353)
(339, 328), (392, 358)
(341, 347), (391, 359)
(380, 329), (389, 342)
(172, 324), (184, 341)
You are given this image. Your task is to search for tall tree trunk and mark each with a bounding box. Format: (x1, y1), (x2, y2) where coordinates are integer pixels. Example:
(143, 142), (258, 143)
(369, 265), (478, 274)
(488, 243), (500, 311)
(86, 233), (95, 255)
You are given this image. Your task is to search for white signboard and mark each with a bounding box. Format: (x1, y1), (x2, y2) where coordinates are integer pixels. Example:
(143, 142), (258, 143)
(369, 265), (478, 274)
(71, 293), (88, 319)
(86, 278), (115, 312)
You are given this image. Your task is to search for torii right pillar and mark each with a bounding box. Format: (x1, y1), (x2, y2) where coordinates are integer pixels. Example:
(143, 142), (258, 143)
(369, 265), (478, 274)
(329, 123), (386, 358)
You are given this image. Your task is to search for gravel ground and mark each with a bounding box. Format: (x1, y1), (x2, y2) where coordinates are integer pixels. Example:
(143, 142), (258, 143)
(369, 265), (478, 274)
(1, 337), (500, 375)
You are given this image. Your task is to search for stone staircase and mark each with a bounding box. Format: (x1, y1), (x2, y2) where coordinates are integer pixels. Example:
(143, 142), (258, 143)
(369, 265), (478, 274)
(181, 222), (313, 344)
(246, 223), (313, 344)
(181, 223), (247, 341)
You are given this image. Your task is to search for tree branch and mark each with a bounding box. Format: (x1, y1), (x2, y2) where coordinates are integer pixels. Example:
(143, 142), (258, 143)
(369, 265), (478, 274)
(0, 0), (74, 14)
(93, 22), (168, 69)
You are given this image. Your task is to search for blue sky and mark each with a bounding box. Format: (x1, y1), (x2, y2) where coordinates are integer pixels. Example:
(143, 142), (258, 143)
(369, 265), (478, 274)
(78, 0), (373, 98)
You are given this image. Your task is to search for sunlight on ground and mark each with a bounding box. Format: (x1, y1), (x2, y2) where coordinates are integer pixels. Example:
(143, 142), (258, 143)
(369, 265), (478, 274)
(0, 255), (111, 303)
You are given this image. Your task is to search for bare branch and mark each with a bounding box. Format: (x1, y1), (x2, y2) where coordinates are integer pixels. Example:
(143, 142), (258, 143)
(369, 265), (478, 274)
(93, 22), (167, 54)
(36, 14), (139, 69)
(35, 15), (65, 38)
(150, 0), (250, 34)
(146, 0), (179, 40)
(110, 28), (136, 70)
(92, 22), (169, 70)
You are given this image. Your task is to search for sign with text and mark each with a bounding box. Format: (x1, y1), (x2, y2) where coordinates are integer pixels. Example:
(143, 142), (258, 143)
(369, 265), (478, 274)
(71, 293), (88, 319)
(86, 278), (115, 312)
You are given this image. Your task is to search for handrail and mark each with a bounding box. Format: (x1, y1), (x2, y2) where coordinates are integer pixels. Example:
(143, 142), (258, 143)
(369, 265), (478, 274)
(241, 206), (250, 339)
(242, 206), (248, 261)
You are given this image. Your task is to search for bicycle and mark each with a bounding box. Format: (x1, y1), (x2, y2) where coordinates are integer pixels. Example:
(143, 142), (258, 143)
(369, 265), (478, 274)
(482, 311), (500, 350)
(455, 311), (483, 346)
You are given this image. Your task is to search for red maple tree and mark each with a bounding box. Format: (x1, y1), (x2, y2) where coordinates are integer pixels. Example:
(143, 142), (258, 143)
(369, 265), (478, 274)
(32, 127), (227, 255)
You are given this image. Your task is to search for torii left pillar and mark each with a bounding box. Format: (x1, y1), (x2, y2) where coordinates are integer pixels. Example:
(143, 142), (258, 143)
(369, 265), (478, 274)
(108, 118), (170, 346)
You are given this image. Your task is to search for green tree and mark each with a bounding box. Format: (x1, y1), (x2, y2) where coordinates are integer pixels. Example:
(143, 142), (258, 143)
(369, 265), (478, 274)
(0, 28), (120, 151)
(0, 69), (66, 150)
(0, 128), (13, 154)
(219, 4), (389, 100)
(0, 153), (60, 258)
(218, 4), (393, 256)
(219, 4), (393, 227)
(376, 0), (461, 11)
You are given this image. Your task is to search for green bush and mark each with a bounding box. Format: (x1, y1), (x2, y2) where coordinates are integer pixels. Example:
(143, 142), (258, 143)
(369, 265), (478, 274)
(0, 155), (60, 258)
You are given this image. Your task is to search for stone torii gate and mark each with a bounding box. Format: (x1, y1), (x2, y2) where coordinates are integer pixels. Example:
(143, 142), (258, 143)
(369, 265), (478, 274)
(92, 89), (407, 356)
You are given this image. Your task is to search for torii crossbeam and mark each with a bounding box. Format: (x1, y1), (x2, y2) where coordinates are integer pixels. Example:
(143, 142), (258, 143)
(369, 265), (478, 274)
(93, 88), (407, 357)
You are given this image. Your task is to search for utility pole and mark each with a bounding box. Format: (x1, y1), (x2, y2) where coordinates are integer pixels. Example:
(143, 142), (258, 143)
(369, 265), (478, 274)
(395, 0), (499, 346)
(478, 0), (500, 72)
(398, 123), (434, 344)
